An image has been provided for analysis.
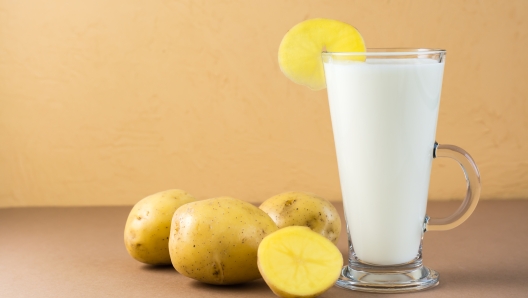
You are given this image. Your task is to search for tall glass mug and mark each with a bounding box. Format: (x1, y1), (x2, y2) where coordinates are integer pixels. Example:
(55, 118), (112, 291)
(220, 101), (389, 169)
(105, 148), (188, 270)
(322, 49), (481, 293)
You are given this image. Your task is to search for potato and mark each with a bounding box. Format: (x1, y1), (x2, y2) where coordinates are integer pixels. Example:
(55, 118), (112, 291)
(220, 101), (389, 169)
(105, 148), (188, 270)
(169, 197), (278, 285)
(258, 226), (343, 298)
(124, 189), (196, 265)
(259, 191), (341, 244)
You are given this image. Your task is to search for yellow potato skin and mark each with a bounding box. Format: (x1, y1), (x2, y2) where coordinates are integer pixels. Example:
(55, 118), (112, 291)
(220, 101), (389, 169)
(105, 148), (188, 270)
(124, 189), (196, 265)
(259, 191), (341, 244)
(169, 197), (278, 285)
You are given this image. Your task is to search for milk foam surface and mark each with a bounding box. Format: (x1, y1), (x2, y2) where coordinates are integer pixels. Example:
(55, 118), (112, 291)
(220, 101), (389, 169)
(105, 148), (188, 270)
(324, 58), (444, 265)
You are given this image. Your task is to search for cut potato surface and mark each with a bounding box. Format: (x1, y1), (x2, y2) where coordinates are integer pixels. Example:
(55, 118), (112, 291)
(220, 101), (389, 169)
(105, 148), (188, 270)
(278, 18), (365, 90)
(258, 226), (343, 298)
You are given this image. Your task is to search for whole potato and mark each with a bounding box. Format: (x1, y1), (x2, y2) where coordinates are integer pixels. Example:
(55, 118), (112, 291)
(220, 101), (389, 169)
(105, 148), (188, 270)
(124, 189), (196, 265)
(259, 191), (341, 244)
(169, 197), (278, 285)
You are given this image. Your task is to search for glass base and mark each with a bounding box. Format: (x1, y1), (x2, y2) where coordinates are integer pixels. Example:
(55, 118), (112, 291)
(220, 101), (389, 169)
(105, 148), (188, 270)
(336, 264), (439, 293)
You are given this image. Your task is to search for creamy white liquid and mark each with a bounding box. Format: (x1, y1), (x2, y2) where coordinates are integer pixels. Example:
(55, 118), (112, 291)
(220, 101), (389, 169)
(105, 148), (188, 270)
(324, 58), (444, 265)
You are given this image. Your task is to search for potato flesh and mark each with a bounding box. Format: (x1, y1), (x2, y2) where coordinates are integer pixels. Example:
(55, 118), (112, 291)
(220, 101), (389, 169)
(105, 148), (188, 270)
(258, 226), (343, 298)
(278, 18), (365, 90)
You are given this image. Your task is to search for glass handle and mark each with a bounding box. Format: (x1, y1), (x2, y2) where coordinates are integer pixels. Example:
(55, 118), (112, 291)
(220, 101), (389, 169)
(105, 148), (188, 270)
(426, 142), (481, 231)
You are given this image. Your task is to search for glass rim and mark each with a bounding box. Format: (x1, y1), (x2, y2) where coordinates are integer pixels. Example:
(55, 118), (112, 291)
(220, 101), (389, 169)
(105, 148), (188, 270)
(322, 48), (446, 56)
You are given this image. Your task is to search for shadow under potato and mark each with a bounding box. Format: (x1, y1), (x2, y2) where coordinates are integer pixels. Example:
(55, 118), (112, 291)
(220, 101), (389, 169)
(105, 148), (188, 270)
(141, 263), (178, 272)
(190, 278), (269, 292)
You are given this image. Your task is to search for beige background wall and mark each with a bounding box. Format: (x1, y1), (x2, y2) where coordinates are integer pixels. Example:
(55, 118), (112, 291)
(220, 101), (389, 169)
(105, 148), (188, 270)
(1, 0), (527, 207)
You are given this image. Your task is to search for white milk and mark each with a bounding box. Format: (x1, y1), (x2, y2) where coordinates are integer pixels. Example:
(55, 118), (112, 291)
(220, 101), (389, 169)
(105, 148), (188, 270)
(324, 58), (444, 265)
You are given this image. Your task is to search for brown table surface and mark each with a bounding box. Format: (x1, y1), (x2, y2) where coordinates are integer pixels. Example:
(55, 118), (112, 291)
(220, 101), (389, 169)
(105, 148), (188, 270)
(1, 200), (527, 298)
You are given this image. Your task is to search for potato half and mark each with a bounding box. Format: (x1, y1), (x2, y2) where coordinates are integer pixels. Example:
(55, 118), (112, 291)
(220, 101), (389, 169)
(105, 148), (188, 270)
(258, 226), (343, 298)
